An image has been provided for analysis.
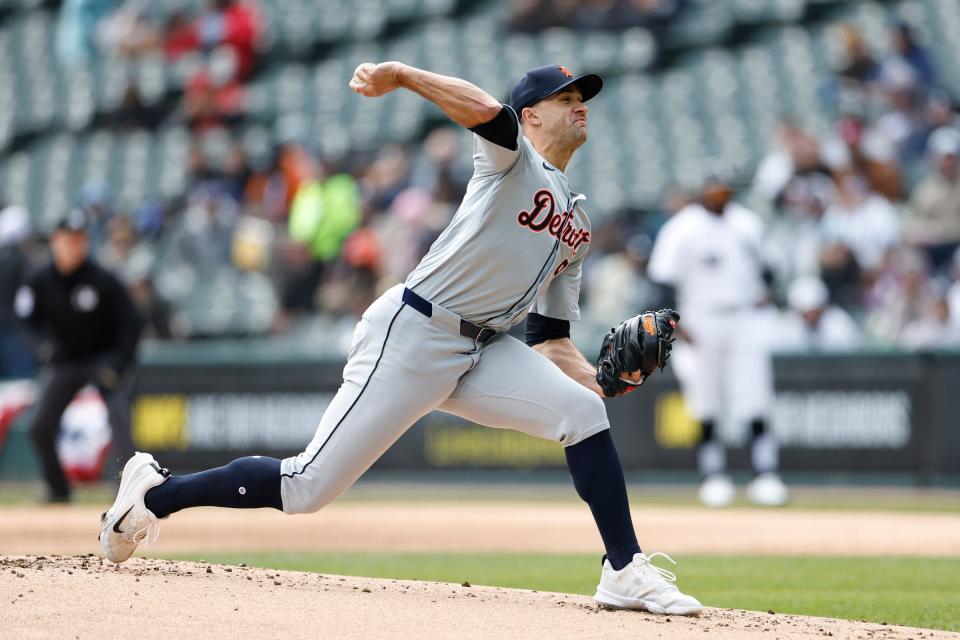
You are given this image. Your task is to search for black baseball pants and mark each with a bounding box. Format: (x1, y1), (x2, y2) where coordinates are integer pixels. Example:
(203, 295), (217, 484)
(29, 361), (133, 500)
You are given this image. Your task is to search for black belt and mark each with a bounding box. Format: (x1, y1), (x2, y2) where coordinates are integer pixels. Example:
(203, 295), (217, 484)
(402, 287), (498, 344)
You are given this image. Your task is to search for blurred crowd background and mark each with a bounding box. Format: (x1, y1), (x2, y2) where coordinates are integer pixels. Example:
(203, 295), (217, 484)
(2, 0), (960, 377)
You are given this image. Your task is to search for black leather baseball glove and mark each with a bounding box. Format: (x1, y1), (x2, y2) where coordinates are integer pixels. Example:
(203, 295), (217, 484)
(595, 309), (680, 397)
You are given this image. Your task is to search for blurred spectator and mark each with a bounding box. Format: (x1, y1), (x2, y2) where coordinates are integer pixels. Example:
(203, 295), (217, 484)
(898, 292), (960, 350)
(872, 67), (929, 170)
(96, 0), (163, 58)
(112, 82), (165, 131)
(245, 142), (313, 222)
(577, 0), (622, 31)
(77, 183), (114, 251)
(163, 10), (200, 60)
(128, 277), (175, 340)
(371, 187), (453, 286)
(822, 115), (905, 201)
(194, 0), (261, 81)
(363, 145), (413, 212)
(182, 45), (246, 132)
(819, 242), (862, 313)
(906, 127), (960, 270)
(882, 23), (936, 91)
(409, 128), (471, 205)
(507, 0), (575, 32)
(0, 206), (37, 378)
(776, 276), (861, 352)
(820, 171), (901, 273)
(222, 142), (253, 203)
(583, 231), (658, 329)
(507, 0), (684, 32)
(948, 249), (960, 330)
(158, 182), (238, 283)
(751, 118), (825, 207)
(765, 173), (832, 286)
(281, 165), (361, 316)
(97, 214), (155, 285)
(232, 215), (273, 273)
(865, 248), (932, 345)
(622, 0), (685, 28)
(925, 89), (960, 132)
(836, 25), (879, 86)
(56, 0), (116, 66)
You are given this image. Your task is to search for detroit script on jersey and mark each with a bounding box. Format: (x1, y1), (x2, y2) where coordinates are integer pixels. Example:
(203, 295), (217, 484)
(516, 188), (592, 257)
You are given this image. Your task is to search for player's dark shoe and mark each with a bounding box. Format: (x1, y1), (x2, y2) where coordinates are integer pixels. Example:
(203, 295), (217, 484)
(594, 552), (702, 616)
(99, 452), (169, 563)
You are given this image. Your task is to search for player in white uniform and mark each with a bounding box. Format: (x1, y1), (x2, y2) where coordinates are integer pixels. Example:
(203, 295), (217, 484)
(648, 171), (789, 508)
(98, 63), (702, 615)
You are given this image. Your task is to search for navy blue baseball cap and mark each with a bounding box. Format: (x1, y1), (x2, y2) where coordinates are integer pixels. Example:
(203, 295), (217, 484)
(55, 208), (88, 233)
(509, 65), (603, 114)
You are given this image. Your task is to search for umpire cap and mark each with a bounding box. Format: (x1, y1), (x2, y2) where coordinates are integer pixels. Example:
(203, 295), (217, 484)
(54, 208), (88, 233)
(510, 65), (603, 114)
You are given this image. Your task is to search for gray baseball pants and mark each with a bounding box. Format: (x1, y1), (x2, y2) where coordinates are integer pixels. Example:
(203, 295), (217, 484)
(280, 284), (609, 514)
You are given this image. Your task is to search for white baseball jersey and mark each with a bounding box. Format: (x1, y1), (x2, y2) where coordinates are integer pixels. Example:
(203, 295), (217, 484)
(648, 201), (774, 424)
(406, 107), (592, 330)
(647, 202), (765, 315)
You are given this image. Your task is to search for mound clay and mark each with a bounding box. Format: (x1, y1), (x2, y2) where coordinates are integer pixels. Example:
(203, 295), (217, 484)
(2, 555), (957, 640)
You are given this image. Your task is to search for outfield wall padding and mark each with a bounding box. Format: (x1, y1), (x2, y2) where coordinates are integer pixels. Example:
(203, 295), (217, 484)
(126, 347), (960, 479)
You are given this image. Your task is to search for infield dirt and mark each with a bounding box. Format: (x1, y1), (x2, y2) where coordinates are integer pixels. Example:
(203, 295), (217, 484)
(3, 554), (959, 640)
(1, 502), (959, 555)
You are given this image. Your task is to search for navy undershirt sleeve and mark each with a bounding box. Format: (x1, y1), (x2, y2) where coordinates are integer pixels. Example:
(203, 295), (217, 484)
(525, 313), (571, 346)
(469, 106), (519, 151)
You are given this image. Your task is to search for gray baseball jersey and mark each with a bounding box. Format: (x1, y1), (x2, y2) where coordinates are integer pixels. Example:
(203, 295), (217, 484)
(406, 107), (592, 331)
(280, 108), (608, 514)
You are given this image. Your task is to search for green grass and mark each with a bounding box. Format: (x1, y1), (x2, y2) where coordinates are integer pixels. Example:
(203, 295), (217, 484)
(1, 481), (959, 512)
(166, 552), (960, 632)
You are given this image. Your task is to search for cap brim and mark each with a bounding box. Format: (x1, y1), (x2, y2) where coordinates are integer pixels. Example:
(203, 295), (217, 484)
(549, 73), (603, 103)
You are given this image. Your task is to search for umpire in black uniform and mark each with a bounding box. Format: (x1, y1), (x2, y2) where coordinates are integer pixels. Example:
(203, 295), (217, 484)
(15, 209), (143, 502)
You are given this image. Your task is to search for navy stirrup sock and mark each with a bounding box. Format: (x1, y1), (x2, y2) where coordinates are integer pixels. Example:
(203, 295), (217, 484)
(564, 430), (641, 571)
(145, 456), (284, 519)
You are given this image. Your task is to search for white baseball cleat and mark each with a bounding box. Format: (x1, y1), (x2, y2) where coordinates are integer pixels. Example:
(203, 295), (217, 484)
(746, 472), (789, 507)
(594, 552), (703, 616)
(99, 452), (170, 563)
(698, 473), (735, 508)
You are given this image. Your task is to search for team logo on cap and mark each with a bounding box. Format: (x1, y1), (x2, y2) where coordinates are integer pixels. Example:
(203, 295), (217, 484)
(557, 66), (572, 78)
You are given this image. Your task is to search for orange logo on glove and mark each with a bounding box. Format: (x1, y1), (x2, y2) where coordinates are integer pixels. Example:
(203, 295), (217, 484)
(643, 316), (656, 336)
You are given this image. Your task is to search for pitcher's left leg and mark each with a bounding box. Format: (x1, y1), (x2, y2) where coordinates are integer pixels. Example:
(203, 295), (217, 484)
(438, 334), (701, 615)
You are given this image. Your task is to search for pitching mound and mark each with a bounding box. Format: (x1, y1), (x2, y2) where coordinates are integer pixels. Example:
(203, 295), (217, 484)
(2, 555), (956, 640)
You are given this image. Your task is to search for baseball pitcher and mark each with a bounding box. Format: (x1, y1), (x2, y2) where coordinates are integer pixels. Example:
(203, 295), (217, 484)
(99, 63), (702, 615)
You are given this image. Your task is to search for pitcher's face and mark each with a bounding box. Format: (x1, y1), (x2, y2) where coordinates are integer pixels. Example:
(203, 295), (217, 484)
(533, 87), (589, 148)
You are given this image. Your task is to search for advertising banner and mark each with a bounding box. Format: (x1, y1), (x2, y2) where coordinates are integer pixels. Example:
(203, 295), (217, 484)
(131, 351), (957, 478)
